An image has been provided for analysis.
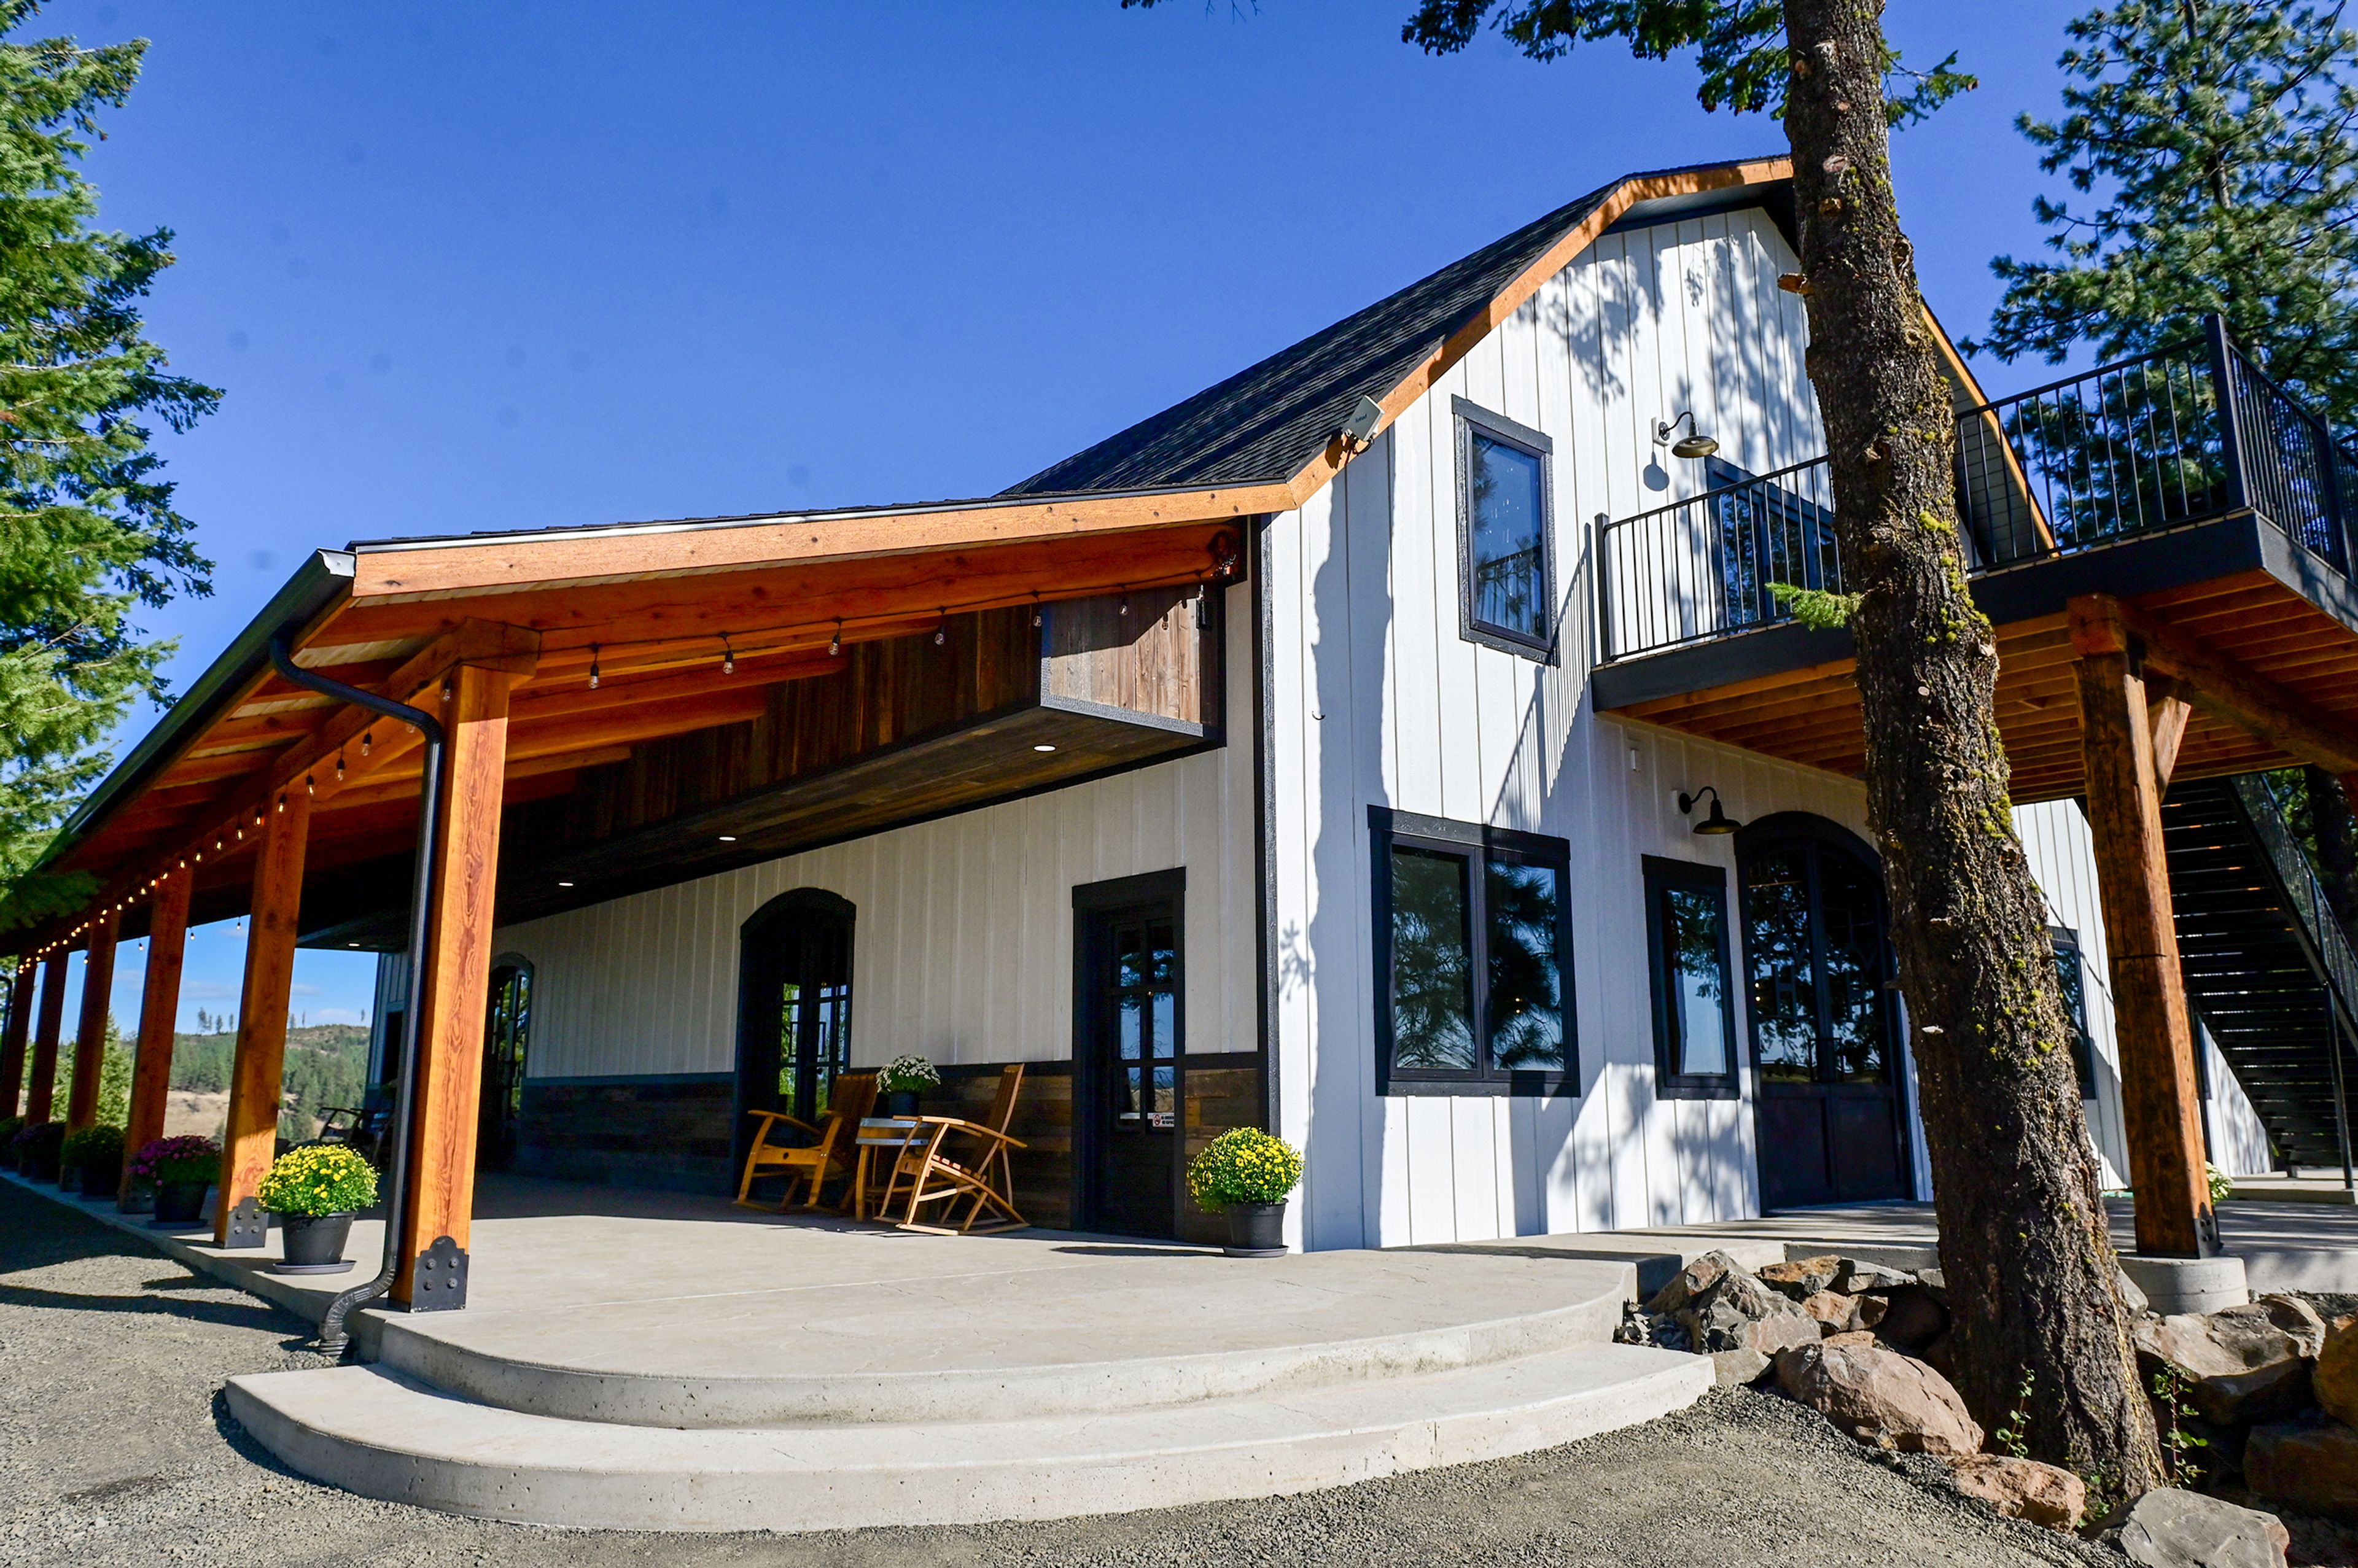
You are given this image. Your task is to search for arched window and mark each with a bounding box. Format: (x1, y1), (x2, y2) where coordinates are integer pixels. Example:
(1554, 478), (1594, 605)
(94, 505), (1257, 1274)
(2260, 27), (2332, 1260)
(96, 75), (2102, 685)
(734, 890), (855, 1176)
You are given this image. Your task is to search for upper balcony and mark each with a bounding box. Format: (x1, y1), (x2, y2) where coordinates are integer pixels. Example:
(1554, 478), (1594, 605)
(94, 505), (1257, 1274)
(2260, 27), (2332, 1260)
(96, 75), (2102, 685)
(1590, 317), (2358, 803)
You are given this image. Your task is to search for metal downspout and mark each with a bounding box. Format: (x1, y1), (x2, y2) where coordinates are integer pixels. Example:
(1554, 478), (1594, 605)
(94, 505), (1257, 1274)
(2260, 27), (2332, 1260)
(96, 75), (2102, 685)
(265, 634), (445, 1355)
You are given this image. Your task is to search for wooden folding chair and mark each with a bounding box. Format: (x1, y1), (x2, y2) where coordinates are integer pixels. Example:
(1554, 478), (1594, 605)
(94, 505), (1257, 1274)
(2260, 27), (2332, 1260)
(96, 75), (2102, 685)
(877, 1064), (1029, 1233)
(735, 1070), (877, 1211)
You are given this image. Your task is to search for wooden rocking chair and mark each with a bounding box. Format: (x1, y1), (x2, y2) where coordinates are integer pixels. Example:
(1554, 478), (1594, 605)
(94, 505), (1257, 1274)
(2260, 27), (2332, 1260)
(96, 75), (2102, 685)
(735, 1070), (877, 1211)
(877, 1064), (1029, 1233)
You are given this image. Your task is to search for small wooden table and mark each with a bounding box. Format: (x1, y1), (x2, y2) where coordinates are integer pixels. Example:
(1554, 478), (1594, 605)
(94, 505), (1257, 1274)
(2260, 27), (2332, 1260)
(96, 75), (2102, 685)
(851, 1117), (925, 1222)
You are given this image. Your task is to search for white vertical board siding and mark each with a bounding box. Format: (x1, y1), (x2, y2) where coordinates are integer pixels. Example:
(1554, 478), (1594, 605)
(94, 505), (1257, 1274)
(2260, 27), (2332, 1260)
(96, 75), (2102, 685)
(2014, 799), (2276, 1182)
(1270, 207), (1887, 1249)
(498, 582), (1258, 1082)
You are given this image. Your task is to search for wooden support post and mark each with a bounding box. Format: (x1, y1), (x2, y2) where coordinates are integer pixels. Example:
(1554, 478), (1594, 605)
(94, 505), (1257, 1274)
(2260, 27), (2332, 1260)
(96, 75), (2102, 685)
(394, 661), (519, 1308)
(1, 960), (34, 1118)
(26, 953), (69, 1123)
(2071, 598), (2219, 1258)
(64, 907), (120, 1130)
(216, 788), (313, 1247)
(122, 865), (193, 1193)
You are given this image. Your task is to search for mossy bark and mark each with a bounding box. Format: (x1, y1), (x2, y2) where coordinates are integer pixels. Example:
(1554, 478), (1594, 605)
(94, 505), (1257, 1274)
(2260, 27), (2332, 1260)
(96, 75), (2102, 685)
(1780, 0), (2165, 1495)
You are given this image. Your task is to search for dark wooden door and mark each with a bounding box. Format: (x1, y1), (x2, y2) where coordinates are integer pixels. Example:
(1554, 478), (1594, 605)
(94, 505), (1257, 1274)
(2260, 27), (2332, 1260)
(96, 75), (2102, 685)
(1739, 828), (1907, 1208)
(1076, 891), (1183, 1238)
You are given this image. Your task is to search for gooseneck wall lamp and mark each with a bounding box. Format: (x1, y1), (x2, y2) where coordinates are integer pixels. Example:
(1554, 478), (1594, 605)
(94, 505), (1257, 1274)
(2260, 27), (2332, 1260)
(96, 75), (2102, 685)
(1653, 410), (1721, 460)
(1677, 786), (1741, 836)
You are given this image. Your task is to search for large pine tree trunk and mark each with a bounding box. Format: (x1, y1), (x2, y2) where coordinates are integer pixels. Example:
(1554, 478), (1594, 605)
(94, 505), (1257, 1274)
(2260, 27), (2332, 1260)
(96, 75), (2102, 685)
(1780, 0), (2163, 1493)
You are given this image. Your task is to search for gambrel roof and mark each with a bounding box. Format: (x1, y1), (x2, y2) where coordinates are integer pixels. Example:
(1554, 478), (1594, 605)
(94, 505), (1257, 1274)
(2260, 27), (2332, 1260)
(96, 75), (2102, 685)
(1008, 155), (1794, 497)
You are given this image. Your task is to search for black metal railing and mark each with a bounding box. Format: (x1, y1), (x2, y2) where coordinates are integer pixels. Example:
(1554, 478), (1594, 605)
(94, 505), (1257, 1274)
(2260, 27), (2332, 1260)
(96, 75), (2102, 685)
(1598, 316), (2357, 661)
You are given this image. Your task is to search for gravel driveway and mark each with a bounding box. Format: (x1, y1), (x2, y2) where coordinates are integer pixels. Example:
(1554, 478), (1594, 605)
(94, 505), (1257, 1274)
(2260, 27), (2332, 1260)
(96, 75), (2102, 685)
(1, 1185), (2115, 1567)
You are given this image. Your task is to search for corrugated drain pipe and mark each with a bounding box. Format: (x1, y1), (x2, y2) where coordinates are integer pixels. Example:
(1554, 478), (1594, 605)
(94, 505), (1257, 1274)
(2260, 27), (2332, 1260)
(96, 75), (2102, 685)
(266, 632), (444, 1356)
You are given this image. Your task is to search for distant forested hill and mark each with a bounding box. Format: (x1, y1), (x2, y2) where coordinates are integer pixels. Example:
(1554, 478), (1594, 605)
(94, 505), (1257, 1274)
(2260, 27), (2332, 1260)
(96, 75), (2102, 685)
(171, 1022), (371, 1135)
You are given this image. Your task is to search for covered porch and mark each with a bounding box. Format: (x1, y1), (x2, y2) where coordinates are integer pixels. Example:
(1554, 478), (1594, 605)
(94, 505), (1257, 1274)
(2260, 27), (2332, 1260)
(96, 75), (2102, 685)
(1593, 317), (2358, 1261)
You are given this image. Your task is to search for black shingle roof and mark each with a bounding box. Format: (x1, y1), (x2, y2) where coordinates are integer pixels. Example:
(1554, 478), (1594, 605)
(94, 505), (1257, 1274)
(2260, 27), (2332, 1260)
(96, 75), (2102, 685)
(1004, 161), (1763, 499)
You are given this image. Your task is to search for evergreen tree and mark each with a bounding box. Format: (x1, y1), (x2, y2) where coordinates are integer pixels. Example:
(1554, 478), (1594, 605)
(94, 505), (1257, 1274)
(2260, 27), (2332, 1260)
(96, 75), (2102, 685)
(1127, 0), (2166, 1494)
(1971, 1), (2358, 425)
(0, 2), (217, 932)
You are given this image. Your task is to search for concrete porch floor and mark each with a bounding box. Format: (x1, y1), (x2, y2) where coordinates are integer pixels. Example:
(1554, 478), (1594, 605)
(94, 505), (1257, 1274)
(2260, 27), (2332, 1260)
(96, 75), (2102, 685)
(1536, 1193), (2358, 1297)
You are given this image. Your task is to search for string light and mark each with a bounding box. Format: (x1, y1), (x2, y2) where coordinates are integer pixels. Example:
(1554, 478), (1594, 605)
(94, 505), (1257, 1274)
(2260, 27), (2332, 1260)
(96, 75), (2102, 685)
(362, 731), (373, 758)
(1118, 590), (1131, 619)
(933, 610), (947, 647)
(335, 750), (345, 782)
(722, 635), (735, 676)
(305, 775), (316, 796)
(441, 678), (453, 704)
(828, 621), (842, 658)
(588, 646), (601, 690)
(1031, 592), (1043, 629)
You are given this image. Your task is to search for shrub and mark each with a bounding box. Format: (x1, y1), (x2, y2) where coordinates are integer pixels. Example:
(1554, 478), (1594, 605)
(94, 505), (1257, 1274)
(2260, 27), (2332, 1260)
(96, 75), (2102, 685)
(1186, 1128), (1304, 1211)
(257, 1143), (378, 1216)
(12, 1120), (63, 1163)
(60, 1124), (125, 1173)
(2207, 1163), (2235, 1204)
(0, 1115), (21, 1151)
(130, 1134), (220, 1188)
(878, 1054), (940, 1095)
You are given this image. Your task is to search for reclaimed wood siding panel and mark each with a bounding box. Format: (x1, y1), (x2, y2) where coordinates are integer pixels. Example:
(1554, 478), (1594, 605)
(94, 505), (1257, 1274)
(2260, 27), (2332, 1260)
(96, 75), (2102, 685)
(499, 581), (1257, 1087)
(1270, 208), (1869, 1248)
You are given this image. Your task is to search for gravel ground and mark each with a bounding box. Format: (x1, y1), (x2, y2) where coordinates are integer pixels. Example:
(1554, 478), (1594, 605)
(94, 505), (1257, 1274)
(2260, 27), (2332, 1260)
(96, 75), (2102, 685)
(0, 1184), (2127, 1568)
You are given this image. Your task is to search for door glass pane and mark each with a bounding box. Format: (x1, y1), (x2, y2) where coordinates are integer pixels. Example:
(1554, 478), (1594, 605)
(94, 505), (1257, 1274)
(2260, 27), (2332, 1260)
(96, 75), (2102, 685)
(777, 979), (802, 1104)
(1816, 851), (1891, 1083)
(1664, 885), (1730, 1077)
(1485, 858), (1565, 1071)
(1743, 847), (1819, 1082)
(1468, 432), (1547, 640)
(1390, 845), (1476, 1071)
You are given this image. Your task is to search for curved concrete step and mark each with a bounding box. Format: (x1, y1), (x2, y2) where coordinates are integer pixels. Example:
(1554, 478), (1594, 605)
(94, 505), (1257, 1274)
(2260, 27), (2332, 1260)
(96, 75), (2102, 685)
(369, 1252), (1637, 1429)
(227, 1343), (1711, 1532)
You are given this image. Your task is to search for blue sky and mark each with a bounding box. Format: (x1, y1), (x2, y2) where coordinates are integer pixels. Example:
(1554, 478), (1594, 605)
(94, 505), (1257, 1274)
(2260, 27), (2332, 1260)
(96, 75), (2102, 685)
(39, 0), (2080, 1036)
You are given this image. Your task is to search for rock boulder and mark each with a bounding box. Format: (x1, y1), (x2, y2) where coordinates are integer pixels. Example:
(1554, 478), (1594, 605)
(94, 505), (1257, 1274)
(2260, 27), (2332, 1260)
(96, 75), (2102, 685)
(1757, 1255), (1842, 1302)
(1874, 1284), (1950, 1351)
(2316, 1314), (2358, 1426)
(1773, 1340), (1984, 1456)
(1947, 1454), (2086, 1530)
(1649, 1251), (1818, 1354)
(2254, 1295), (2327, 1359)
(2247, 1421), (2358, 1523)
(2117, 1487), (2288, 1568)
(2134, 1310), (2313, 1427)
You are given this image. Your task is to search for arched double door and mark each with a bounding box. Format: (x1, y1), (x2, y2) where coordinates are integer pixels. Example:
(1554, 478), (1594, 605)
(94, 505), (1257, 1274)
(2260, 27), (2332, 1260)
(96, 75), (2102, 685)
(1736, 815), (1910, 1207)
(734, 889), (855, 1179)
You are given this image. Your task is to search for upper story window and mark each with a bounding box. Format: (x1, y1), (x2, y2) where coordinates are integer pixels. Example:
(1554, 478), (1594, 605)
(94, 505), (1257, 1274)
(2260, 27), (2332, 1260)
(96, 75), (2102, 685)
(1453, 397), (1554, 658)
(1371, 806), (1577, 1096)
(1644, 856), (1740, 1099)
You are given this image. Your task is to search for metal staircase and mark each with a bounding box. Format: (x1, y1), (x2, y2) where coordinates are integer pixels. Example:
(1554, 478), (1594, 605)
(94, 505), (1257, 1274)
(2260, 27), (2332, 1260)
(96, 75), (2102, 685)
(2160, 775), (2358, 1177)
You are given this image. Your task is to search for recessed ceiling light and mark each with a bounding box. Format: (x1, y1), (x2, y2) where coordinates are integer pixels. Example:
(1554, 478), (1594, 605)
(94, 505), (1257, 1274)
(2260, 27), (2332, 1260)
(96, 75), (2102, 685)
(1032, 743), (1057, 753)
(557, 880), (575, 888)
(717, 834), (737, 842)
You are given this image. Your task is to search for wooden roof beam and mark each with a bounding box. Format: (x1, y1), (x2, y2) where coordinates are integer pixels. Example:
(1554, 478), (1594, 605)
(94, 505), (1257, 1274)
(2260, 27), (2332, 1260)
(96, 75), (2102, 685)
(2072, 593), (2358, 775)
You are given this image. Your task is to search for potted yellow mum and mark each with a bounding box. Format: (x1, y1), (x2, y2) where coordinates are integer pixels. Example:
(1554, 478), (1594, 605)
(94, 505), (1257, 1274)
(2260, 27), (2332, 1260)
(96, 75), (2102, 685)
(257, 1144), (379, 1273)
(1186, 1128), (1303, 1257)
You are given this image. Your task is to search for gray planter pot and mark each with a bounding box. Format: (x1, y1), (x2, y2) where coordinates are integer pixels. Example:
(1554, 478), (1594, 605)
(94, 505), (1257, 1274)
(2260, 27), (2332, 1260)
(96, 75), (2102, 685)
(1223, 1200), (1288, 1258)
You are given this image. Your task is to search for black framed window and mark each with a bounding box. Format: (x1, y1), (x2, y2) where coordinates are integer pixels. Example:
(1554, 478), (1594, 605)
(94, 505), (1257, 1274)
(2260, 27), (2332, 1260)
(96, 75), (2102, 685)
(1453, 396), (1554, 657)
(1644, 857), (1739, 1098)
(2049, 926), (2097, 1099)
(1372, 807), (1576, 1095)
